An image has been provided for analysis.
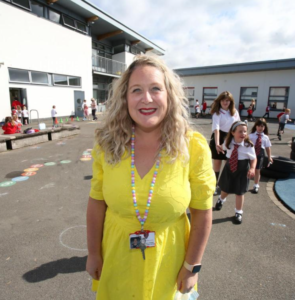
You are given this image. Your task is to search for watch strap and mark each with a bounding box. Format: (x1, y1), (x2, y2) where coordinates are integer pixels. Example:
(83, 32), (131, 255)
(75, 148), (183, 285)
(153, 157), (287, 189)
(183, 261), (202, 273)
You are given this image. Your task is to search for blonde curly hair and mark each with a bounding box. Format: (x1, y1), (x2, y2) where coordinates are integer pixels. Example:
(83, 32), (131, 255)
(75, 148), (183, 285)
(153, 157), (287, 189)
(95, 54), (191, 165)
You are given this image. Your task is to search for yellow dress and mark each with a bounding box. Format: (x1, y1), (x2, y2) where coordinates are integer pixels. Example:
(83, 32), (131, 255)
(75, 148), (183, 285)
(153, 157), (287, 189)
(89, 131), (215, 300)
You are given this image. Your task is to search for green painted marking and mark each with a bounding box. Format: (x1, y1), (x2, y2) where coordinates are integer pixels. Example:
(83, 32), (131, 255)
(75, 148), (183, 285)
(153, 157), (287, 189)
(60, 160), (71, 164)
(0, 181), (16, 187)
(44, 162), (56, 166)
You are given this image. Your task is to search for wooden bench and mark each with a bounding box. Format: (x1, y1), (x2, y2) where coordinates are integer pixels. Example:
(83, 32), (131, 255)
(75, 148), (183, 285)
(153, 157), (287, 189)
(0, 125), (80, 151)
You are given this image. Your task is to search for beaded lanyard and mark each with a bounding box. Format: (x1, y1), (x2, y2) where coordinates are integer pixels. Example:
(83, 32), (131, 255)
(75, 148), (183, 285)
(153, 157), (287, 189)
(131, 126), (160, 232)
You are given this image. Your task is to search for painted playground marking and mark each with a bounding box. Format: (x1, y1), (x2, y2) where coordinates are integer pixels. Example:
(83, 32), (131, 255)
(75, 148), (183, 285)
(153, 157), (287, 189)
(21, 172), (37, 177)
(0, 192), (9, 197)
(59, 225), (87, 251)
(80, 149), (92, 162)
(39, 183), (55, 190)
(60, 160), (71, 164)
(80, 158), (91, 161)
(30, 164), (44, 168)
(24, 168), (39, 172)
(0, 181), (16, 187)
(44, 162), (56, 166)
(12, 176), (29, 182)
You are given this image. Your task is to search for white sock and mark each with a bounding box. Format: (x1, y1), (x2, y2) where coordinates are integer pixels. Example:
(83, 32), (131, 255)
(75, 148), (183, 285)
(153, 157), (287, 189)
(235, 208), (243, 214)
(219, 197), (226, 203)
(253, 184), (259, 188)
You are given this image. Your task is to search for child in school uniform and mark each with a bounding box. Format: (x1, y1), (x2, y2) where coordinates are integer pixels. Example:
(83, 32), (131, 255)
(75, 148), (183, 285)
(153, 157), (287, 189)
(215, 121), (257, 224)
(2, 117), (17, 134)
(277, 108), (292, 140)
(12, 114), (22, 133)
(209, 91), (240, 195)
(249, 119), (273, 194)
(22, 106), (29, 125)
(51, 105), (57, 127)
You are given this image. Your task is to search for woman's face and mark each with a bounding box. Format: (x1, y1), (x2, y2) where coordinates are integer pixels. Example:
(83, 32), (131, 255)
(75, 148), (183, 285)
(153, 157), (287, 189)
(220, 97), (231, 110)
(232, 125), (247, 143)
(127, 65), (168, 132)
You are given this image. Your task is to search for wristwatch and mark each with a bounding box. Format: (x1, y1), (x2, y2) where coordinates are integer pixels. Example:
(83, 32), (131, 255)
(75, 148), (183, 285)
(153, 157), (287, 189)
(183, 261), (202, 273)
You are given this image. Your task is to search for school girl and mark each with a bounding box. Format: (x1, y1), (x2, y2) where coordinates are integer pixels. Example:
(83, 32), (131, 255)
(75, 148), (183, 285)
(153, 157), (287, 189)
(215, 121), (257, 224)
(209, 91), (240, 195)
(277, 108), (292, 140)
(249, 119), (273, 194)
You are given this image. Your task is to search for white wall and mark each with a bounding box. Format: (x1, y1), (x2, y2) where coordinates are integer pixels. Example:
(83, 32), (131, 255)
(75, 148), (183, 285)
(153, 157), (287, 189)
(0, 1), (92, 121)
(181, 69), (295, 118)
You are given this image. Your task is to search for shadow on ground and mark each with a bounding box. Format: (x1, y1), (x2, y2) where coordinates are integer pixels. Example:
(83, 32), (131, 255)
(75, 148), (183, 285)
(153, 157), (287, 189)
(22, 256), (87, 283)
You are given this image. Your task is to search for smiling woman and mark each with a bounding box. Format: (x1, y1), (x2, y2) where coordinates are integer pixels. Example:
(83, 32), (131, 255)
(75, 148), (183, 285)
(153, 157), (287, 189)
(86, 55), (215, 300)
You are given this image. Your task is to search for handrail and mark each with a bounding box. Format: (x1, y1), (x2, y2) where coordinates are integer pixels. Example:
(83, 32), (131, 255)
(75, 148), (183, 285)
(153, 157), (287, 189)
(92, 55), (126, 76)
(29, 109), (39, 125)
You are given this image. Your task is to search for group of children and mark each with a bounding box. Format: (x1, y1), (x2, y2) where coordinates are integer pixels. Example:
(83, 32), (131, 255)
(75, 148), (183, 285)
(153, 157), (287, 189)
(2, 105), (27, 134)
(209, 91), (275, 225)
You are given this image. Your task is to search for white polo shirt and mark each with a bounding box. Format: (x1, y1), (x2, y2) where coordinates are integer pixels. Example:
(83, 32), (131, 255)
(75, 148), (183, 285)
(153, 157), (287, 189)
(249, 132), (271, 149)
(212, 109), (240, 132)
(223, 140), (256, 160)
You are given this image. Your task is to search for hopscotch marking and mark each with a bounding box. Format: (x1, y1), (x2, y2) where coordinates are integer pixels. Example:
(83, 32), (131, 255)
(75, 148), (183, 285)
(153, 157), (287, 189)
(59, 225), (87, 251)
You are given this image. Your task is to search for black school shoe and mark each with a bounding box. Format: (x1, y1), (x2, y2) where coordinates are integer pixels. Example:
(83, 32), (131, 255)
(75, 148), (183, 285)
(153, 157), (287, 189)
(234, 213), (243, 224)
(215, 198), (223, 211)
(251, 187), (259, 194)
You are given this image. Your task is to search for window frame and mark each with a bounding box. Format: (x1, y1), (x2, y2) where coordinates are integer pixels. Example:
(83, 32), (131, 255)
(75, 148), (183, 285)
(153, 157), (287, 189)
(239, 86), (258, 110)
(76, 20), (87, 33)
(268, 86), (289, 111)
(8, 68), (81, 88)
(30, 0), (44, 18)
(8, 68), (31, 84)
(68, 76), (81, 87)
(48, 9), (61, 24)
(30, 70), (49, 85)
(53, 74), (69, 86)
(11, 0), (31, 10)
(202, 87), (218, 108)
(62, 15), (76, 30)
(53, 74), (82, 87)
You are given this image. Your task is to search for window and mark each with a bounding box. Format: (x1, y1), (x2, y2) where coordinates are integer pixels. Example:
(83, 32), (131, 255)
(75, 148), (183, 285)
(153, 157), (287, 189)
(8, 68), (80, 87)
(31, 1), (43, 17)
(49, 10), (61, 24)
(9, 69), (30, 83)
(76, 21), (87, 33)
(53, 74), (81, 87)
(53, 74), (68, 86)
(63, 15), (76, 29)
(12, 0), (30, 10)
(240, 87), (258, 110)
(268, 87), (289, 110)
(69, 76), (81, 86)
(31, 71), (48, 84)
(203, 87), (218, 108)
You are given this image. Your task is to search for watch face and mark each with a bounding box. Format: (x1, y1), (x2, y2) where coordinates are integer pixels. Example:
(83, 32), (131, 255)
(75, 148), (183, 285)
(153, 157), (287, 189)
(192, 265), (202, 273)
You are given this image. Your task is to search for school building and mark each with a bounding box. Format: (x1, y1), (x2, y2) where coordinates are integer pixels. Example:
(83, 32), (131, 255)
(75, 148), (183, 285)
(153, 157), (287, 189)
(0, 0), (164, 122)
(175, 58), (295, 118)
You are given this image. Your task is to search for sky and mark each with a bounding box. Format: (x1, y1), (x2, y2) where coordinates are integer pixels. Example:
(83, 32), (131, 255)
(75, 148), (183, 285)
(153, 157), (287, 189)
(89, 0), (295, 69)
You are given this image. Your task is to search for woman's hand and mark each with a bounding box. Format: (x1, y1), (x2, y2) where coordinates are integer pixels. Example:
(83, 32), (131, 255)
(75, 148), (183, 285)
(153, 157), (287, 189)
(176, 266), (198, 294)
(247, 168), (255, 178)
(86, 253), (103, 280)
(215, 144), (224, 155)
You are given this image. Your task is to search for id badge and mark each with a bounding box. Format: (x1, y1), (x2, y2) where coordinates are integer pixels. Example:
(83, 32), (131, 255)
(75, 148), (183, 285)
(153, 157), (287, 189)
(129, 230), (156, 250)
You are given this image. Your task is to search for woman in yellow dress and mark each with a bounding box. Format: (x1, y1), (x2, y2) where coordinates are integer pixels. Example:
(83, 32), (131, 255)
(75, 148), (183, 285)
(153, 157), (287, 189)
(86, 55), (215, 300)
